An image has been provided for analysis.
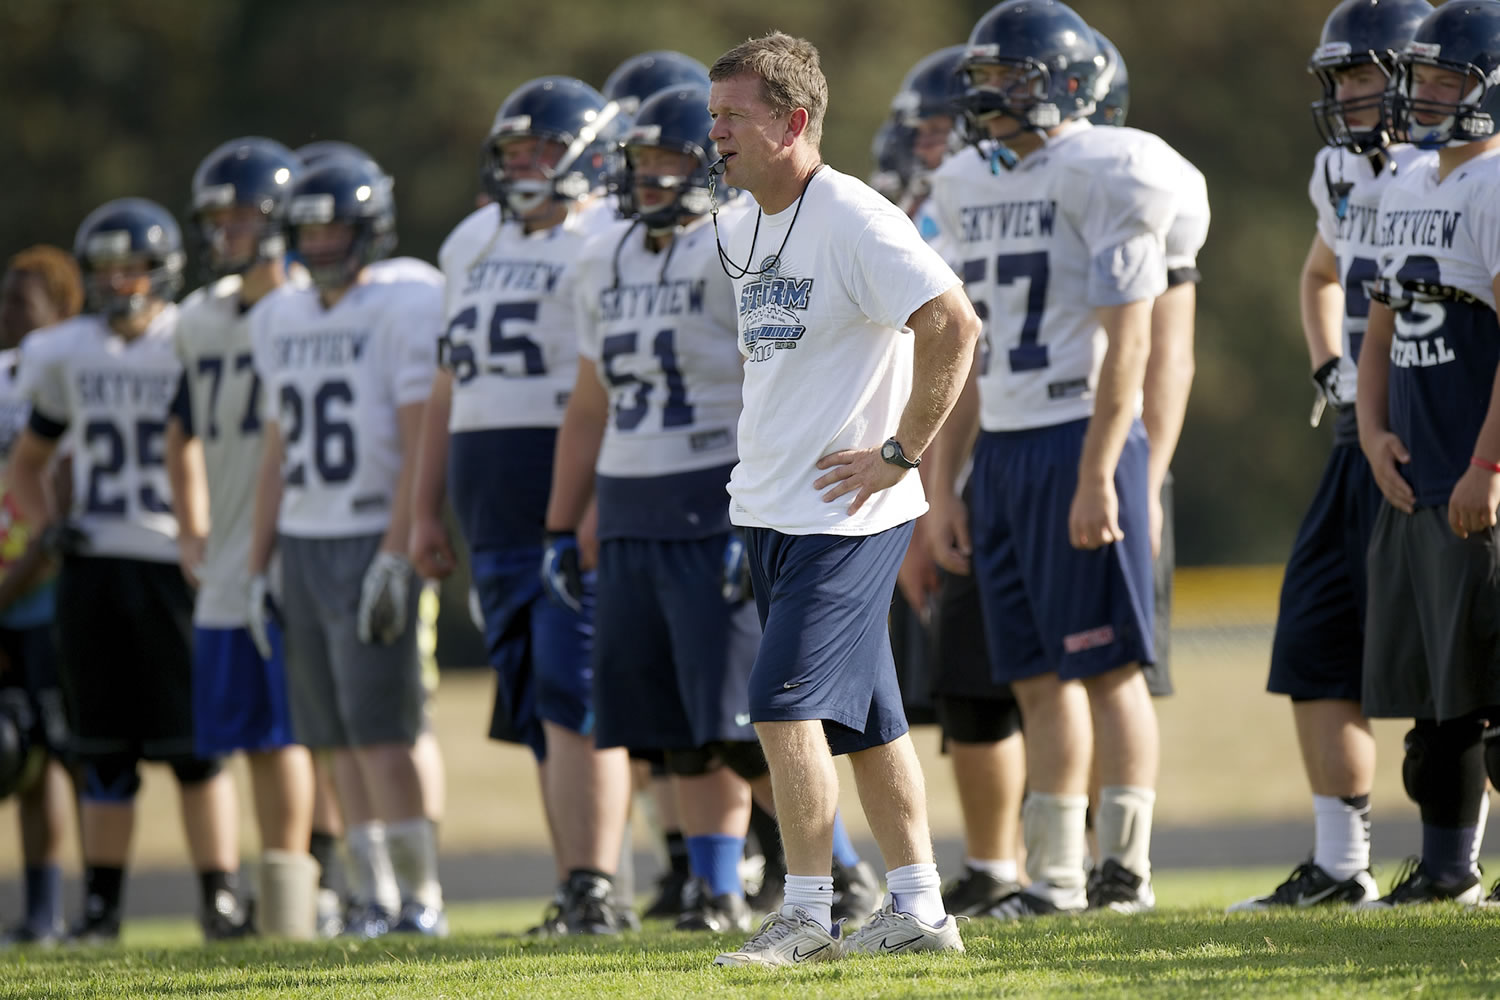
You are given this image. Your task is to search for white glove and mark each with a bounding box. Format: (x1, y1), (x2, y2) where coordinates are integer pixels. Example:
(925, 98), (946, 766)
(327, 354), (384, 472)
(358, 550), (412, 645)
(247, 573), (274, 660)
(468, 586), (485, 632)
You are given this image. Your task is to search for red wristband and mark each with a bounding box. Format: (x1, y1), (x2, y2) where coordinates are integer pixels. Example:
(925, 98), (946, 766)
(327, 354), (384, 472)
(1471, 456), (1500, 474)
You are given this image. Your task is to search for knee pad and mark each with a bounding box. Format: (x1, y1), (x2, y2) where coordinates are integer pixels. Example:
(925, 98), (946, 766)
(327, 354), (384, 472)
(82, 754), (142, 804)
(1404, 718), (1486, 826)
(712, 740), (770, 782)
(168, 754), (225, 787)
(662, 746), (719, 778)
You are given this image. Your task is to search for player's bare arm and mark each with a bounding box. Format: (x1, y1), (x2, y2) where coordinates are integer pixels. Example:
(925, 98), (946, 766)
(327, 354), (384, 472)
(408, 369), (455, 580)
(1447, 271), (1500, 537)
(543, 358), (610, 535)
(1141, 283), (1196, 557)
(248, 419), (284, 577)
(924, 361), (979, 575)
(381, 402), (426, 558)
(7, 428), (58, 532)
(1355, 301), (1414, 513)
(815, 284), (979, 515)
(1072, 297), (1152, 549)
(1299, 233), (1343, 372)
(165, 416), (210, 587)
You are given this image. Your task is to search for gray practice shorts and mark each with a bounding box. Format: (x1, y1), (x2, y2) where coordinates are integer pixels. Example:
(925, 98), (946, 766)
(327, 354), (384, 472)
(1363, 504), (1500, 722)
(279, 533), (424, 749)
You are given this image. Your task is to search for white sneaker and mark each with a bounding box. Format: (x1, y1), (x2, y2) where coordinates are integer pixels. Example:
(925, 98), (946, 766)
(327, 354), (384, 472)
(713, 908), (843, 968)
(845, 901), (963, 956)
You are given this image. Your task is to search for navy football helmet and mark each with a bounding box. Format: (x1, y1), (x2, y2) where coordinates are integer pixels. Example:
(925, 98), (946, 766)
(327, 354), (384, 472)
(1310, 0), (1433, 152)
(1089, 30), (1129, 126)
(959, 0), (1106, 148)
(284, 159), (396, 290)
(618, 85), (716, 230)
(73, 198), (185, 318)
(1386, 0), (1500, 149)
(295, 140), (383, 173)
(602, 51), (711, 118)
(481, 76), (622, 219)
(191, 136), (300, 279)
(869, 120), (910, 202)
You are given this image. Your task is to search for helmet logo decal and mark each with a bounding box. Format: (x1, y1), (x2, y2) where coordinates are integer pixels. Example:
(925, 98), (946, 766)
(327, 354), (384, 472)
(289, 194), (336, 224)
(85, 231), (131, 258)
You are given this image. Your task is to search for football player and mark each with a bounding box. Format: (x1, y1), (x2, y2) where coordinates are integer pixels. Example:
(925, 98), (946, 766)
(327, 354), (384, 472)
(927, 0), (1182, 918)
(1356, 0), (1500, 908)
(1231, 0), (1435, 912)
(9, 200), (250, 941)
(167, 137), (319, 935)
(409, 75), (632, 935)
(601, 51), (711, 120)
(247, 158), (447, 936)
(0, 245), (82, 946)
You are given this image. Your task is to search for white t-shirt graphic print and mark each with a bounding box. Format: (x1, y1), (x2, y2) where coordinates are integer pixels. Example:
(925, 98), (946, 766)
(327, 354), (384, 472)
(725, 166), (961, 536)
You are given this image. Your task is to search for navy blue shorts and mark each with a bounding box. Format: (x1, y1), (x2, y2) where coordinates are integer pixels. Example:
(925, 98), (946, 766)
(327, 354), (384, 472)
(192, 625), (297, 757)
(969, 418), (1155, 684)
(471, 546), (595, 761)
(593, 535), (759, 751)
(745, 522), (914, 756)
(1269, 442), (1382, 701)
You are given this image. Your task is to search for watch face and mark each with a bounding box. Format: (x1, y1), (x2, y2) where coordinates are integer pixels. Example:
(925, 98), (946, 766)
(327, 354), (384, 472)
(881, 441), (897, 461)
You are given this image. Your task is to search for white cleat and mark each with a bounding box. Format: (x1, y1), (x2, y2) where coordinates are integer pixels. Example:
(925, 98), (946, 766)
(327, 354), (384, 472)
(713, 908), (844, 968)
(844, 901), (964, 956)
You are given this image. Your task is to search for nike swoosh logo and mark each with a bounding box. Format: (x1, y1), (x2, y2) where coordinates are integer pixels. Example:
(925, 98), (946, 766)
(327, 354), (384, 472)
(1295, 884), (1344, 907)
(783, 681), (803, 689)
(879, 936), (923, 952)
(792, 944), (828, 961)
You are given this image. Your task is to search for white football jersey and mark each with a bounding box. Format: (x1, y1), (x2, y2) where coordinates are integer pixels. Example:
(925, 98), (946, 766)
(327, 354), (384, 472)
(18, 310), (181, 562)
(928, 121), (1177, 431)
(0, 350), (31, 464)
(1166, 151), (1210, 276)
(249, 268), (442, 538)
(437, 203), (608, 433)
(724, 166), (959, 536)
(573, 209), (747, 478)
(175, 273), (309, 626)
(1309, 143), (1431, 402)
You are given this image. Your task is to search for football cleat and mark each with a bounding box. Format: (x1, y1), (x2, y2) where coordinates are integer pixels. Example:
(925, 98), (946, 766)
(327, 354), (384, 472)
(340, 902), (394, 939)
(391, 902), (449, 937)
(1481, 877), (1500, 907)
(0, 920), (66, 948)
(66, 909), (121, 945)
(1357, 858), (1482, 908)
(523, 885), (568, 937)
(199, 889), (255, 942)
(561, 871), (623, 935)
(713, 908), (843, 968)
(986, 885), (1086, 921)
(941, 866), (1022, 917)
(1226, 860), (1378, 912)
(643, 869), (693, 920)
(675, 884), (752, 933)
(844, 901), (963, 956)
(831, 860), (883, 928)
(1086, 859), (1156, 914)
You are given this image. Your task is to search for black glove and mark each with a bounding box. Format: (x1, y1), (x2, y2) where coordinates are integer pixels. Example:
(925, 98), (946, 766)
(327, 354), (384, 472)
(1310, 357), (1343, 428)
(541, 532), (584, 613)
(39, 521), (88, 556)
(721, 530), (752, 605)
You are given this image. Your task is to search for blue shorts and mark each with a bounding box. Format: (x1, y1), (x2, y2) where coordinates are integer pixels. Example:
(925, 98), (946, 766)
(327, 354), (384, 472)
(192, 625), (297, 757)
(1269, 441), (1382, 701)
(744, 522), (914, 756)
(471, 546), (594, 761)
(970, 418), (1155, 684)
(593, 535), (759, 751)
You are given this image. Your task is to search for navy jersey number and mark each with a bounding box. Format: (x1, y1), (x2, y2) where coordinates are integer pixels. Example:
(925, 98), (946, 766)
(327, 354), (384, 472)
(83, 418), (169, 515)
(599, 329), (693, 432)
(1392, 255), (1445, 340)
(196, 353), (263, 440)
(962, 252), (1051, 374)
(442, 302), (546, 383)
(279, 379), (356, 487)
(1343, 256), (1378, 362)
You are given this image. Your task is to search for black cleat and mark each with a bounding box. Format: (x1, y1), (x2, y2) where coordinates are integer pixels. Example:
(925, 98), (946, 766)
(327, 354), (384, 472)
(340, 902), (394, 939)
(562, 871), (623, 935)
(391, 902), (449, 936)
(674, 882), (752, 933)
(200, 889), (254, 941)
(1482, 877), (1500, 907)
(643, 869), (692, 920)
(1227, 859), (1377, 912)
(941, 866), (1022, 917)
(0, 921), (66, 948)
(1358, 858), (1482, 908)
(987, 885), (1086, 921)
(831, 859), (882, 927)
(66, 909), (122, 945)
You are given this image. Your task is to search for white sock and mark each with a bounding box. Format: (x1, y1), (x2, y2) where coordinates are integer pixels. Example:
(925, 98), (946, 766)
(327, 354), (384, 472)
(346, 822), (400, 914)
(1472, 792), (1490, 875)
(1022, 793), (1089, 899)
(781, 874), (834, 932)
(1312, 794), (1371, 881)
(965, 857), (1019, 883)
(886, 863), (945, 926)
(384, 817), (443, 910)
(1098, 786), (1156, 882)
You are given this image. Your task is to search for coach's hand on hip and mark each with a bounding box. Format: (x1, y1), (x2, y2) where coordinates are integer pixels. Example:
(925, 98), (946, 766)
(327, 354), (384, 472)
(1069, 475), (1122, 550)
(815, 447), (910, 515)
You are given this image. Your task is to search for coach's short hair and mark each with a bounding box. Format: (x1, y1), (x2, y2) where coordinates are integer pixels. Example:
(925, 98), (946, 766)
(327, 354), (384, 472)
(710, 32), (828, 148)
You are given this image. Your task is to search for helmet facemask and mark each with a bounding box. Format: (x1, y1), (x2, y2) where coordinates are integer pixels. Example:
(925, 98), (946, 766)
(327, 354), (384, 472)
(81, 239), (182, 319)
(1388, 48), (1500, 149)
(1310, 44), (1399, 153)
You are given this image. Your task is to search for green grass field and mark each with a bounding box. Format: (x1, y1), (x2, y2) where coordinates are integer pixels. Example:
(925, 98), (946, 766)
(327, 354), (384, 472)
(3, 866), (1497, 1000)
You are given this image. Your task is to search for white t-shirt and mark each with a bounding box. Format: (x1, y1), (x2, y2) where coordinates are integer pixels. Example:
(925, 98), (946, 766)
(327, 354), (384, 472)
(1166, 151), (1211, 276)
(725, 166), (960, 536)
(928, 121), (1178, 431)
(249, 266), (442, 538)
(573, 209), (748, 478)
(1308, 144), (1431, 401)
(437, 203), (610, 433)
(19, 310), (182, 562)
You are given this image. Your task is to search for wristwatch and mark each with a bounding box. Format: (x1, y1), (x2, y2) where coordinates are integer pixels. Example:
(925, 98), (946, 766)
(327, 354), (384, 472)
(881, 438), (921, 469)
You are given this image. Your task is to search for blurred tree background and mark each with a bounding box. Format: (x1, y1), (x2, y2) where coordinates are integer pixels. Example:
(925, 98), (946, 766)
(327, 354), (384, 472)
(3, 0), (1334, 566)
